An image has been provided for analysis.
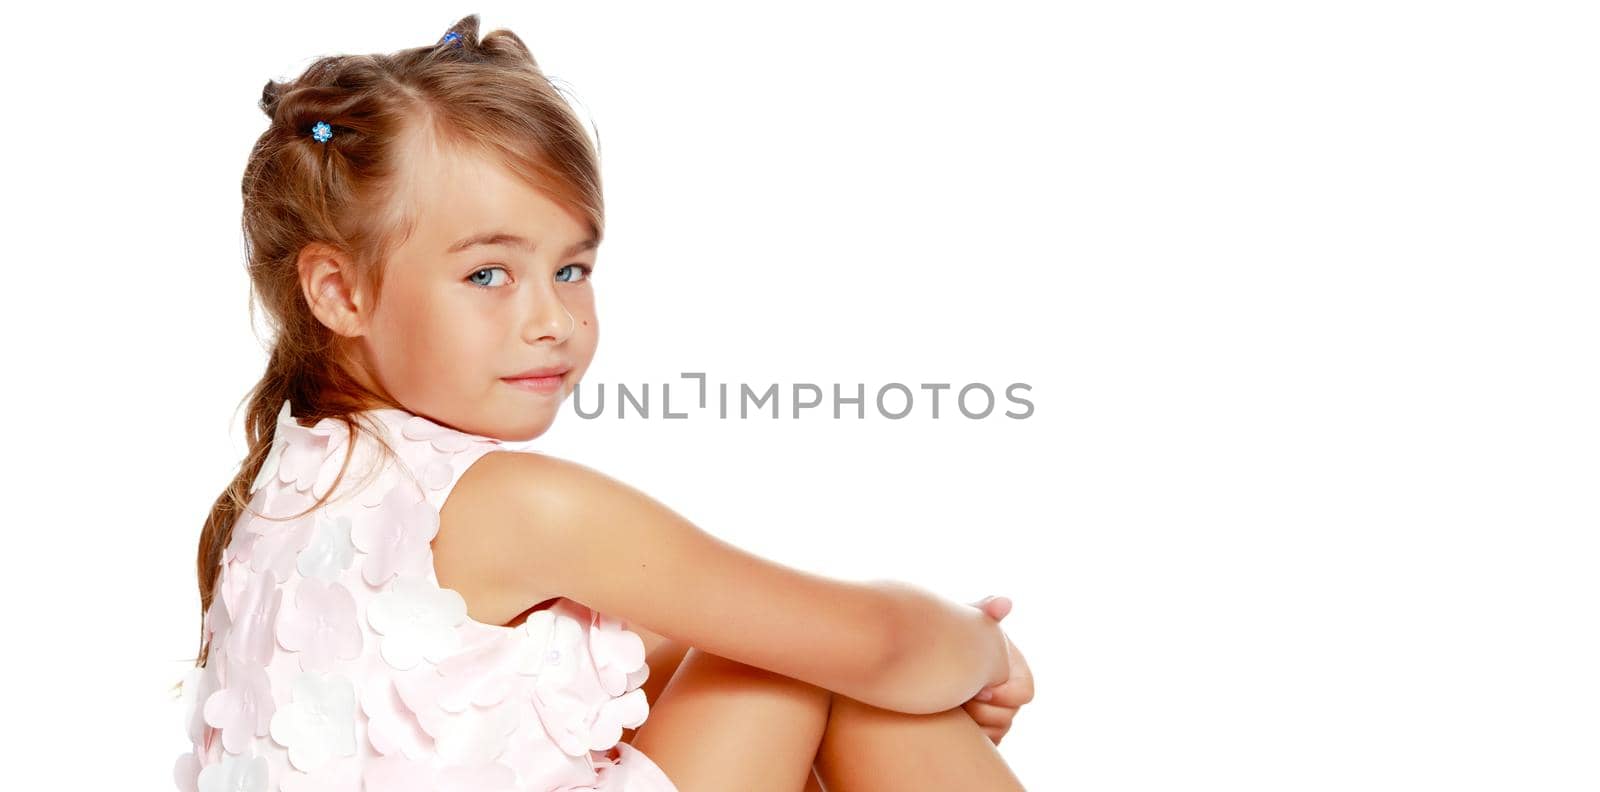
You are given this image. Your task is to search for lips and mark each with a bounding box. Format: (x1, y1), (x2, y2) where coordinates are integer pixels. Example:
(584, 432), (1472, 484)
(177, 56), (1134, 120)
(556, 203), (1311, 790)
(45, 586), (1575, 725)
(501, 365), (570, 396)
(504, 364), (571, 380)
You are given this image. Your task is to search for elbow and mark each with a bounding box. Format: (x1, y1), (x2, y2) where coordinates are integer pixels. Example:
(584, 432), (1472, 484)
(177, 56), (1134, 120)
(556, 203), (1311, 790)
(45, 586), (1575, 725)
(860, 588), (907, 710)
(851, 580), (956, 716)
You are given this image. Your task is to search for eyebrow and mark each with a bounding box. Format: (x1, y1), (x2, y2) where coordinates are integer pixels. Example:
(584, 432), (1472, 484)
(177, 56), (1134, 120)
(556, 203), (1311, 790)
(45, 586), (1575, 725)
(445, 231), (599, 257)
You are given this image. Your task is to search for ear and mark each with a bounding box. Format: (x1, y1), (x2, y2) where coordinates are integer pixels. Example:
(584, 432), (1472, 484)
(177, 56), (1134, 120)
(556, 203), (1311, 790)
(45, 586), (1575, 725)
(298, 242), (370, 338)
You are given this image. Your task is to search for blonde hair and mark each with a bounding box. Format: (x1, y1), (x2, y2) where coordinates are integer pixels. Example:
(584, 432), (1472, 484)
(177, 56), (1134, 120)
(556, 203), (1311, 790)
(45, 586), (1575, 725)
(192, 14), (604, 667)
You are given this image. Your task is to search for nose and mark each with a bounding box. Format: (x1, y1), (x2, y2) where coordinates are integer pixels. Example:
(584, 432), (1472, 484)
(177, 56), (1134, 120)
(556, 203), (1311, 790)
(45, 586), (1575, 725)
(520, 281), (575, 344)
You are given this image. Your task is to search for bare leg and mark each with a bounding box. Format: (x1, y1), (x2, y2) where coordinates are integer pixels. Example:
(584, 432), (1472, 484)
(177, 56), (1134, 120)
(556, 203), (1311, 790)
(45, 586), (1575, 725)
(812, 693), (1025, 792)
(629, 647), (1024, 792)
(630, 647), (831, 791)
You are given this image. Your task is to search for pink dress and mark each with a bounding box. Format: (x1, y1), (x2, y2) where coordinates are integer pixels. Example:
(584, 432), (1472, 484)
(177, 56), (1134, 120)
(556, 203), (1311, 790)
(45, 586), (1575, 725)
(173, 401), (679, 792)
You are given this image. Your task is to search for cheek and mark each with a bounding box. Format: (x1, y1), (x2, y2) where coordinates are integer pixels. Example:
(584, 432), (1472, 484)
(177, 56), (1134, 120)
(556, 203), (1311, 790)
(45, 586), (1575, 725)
(404, 300), (486, 366)
(373, 294), (480, 381)
(570, 316), (599, 380)
(571, 294), (597, 335)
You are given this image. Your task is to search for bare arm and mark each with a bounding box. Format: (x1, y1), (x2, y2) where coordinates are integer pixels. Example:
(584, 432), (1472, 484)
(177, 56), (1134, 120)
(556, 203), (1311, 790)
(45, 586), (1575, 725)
(617, 589), (1008, 725)
(451, 451), (906, 709)
(872, 579), (1013, 714)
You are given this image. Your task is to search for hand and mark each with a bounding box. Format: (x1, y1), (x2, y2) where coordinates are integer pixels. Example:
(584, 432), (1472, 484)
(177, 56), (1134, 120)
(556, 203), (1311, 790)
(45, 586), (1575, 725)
(963, 595), (1035, 746)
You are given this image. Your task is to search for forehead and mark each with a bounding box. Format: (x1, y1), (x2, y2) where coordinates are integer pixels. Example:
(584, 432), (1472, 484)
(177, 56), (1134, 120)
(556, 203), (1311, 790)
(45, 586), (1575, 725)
(391, 126), (588, 260)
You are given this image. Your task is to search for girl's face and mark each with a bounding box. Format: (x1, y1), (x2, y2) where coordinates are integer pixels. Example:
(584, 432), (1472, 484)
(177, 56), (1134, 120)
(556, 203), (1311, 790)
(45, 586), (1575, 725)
(348, 136), (600, 441)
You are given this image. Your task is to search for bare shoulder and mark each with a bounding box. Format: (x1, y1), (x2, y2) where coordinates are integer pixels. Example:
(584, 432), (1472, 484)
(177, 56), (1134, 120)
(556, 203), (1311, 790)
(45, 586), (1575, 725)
(434, 450), (661, 622)
(435, 448), (904, 706)
(431, 450), (574, 625)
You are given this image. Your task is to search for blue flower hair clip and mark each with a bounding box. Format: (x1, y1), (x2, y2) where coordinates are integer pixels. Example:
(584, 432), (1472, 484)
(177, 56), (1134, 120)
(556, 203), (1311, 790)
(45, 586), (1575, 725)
(441, 31), (463, 48)
(311, 120), (333, 143)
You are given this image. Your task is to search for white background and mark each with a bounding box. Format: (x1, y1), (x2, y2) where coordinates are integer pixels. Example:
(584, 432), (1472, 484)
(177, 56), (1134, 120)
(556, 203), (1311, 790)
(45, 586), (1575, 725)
(1, 1), (1595, 789)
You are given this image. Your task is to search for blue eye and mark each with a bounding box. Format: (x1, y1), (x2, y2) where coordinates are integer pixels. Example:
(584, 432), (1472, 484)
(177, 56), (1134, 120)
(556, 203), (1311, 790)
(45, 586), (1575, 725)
(467, 266), (509, 288)
(556, 264), (593, 284)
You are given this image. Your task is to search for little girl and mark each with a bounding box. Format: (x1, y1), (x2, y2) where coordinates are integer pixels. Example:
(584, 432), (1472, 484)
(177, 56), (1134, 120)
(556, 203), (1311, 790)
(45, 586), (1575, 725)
(176, 15), (1034, 792)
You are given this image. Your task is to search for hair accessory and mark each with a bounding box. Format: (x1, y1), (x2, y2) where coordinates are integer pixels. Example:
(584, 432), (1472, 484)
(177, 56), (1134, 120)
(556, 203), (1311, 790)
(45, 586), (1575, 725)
(441, 31), (463, 47)
(311, 121), (333, 143)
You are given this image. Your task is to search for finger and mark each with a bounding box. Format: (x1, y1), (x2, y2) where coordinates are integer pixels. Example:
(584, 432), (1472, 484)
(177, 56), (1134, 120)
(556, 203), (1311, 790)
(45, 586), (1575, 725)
(985, 663), (1035, 707)
(1003, 642), (1035, 703)
(960, 700), (1016, 726)
(986, 675), (1035, 707)
(969, 595), (1009, 621)
(985, 596), (1013, 621)
(979, 682), (1030, 709)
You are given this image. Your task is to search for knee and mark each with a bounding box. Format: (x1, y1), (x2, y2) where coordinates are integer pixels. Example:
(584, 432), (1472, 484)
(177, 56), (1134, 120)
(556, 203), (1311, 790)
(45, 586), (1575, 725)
(824, 690), (884, 727)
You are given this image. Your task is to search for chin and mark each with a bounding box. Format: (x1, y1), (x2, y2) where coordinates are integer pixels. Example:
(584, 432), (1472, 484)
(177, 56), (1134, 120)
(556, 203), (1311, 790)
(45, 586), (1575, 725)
(496, 410), (557, 443)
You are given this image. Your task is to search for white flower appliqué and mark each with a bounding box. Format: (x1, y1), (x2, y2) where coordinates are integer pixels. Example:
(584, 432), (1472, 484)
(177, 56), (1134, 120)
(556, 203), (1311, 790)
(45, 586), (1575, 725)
(589, 612), (650, 696)
(248, 400), (293, 496)
(224, 492), (266, 564)
(398, 413), (500, 494)
(196, 754), (269, 792)
(179, 654), (223, 746)
(351, 486), (440, 587)
(589, 687), (650, 752)
(296, 512), (355, 582)
(276, 578), (363, 673)
(401, 414), (481, 453)
(172, 752), (200, 792)
(269, 671), (358, 772)
(366, 575), (466, 670)
(203, 653), (275, 754)
(515, 602), (653, 757)
(498, 723), (596, 790)
(203, 589), (231, 648)
(515, 608), (583, 685)
(268, 401), (353, 498)
(226, 569), (283, 667)
(422, 628), (529, 713)
(250, 438), (286, 496)
(388, 629), (530, 766)
(432, 699), (523, 766)
(361, 676), (433, 760)
(358, 469), (402, 508)
(246, 490), (318, 583)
